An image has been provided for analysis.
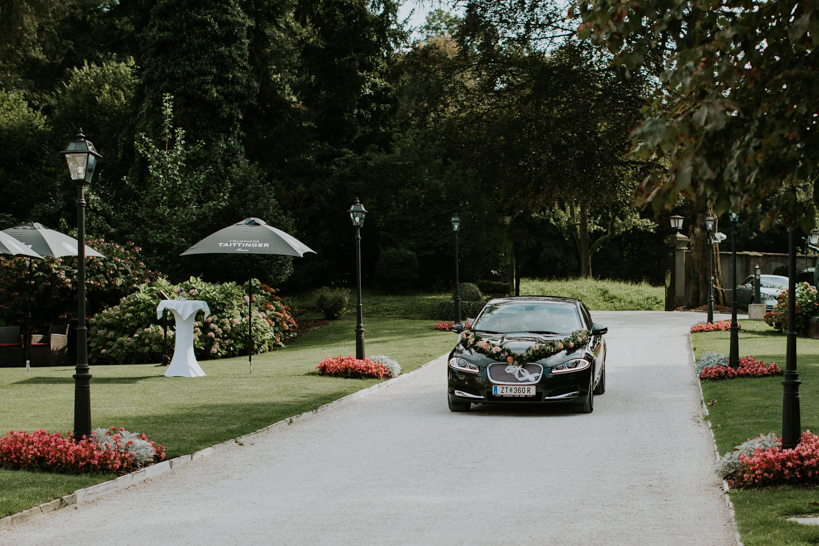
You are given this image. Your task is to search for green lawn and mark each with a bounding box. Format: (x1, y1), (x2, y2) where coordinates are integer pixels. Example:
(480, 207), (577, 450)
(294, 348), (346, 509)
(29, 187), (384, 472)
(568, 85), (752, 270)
(693, 320), (819, 545)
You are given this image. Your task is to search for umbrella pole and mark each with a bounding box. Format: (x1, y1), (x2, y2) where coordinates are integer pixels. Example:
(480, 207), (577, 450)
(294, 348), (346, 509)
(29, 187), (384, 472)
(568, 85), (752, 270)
(248, 276), (253, 374)
(25, 258), (32, 371)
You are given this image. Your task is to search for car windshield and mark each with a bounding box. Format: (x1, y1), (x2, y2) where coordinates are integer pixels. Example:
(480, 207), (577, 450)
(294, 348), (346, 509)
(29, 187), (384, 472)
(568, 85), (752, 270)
(472, 301), (582, 335)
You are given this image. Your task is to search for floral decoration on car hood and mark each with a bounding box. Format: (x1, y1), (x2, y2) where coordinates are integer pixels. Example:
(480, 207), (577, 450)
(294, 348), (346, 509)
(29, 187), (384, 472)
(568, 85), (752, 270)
(459, 328), (589, 367)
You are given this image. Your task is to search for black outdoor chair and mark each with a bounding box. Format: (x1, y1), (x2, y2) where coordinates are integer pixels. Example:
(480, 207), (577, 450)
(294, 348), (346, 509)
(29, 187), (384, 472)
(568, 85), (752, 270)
(30, 324), (69, 367)
(0, 326), (25, 367)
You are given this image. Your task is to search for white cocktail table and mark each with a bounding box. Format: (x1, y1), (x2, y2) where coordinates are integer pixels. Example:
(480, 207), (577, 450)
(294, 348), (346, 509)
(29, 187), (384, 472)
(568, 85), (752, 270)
(157, 300), (210, 377)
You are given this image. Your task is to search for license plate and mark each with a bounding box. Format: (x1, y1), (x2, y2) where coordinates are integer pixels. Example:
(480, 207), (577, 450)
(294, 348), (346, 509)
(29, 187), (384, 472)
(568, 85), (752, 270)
(493, 385), (535, 397)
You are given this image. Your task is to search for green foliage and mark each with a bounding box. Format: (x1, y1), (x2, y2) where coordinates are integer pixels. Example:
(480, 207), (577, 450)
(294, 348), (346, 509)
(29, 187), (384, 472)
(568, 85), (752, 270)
(764, 283), (819, 333)
(0, 89), (52, 224)
(475, 280), (512, 296)
(435, 299), (487, 322)
(572, 0), (819, 230)
(313, 287), (350, 320)
(458, 282), (482, 301)
(375, 247), (419, 293)
(0, 237), (164, 331)
(88, 277), (296, 364)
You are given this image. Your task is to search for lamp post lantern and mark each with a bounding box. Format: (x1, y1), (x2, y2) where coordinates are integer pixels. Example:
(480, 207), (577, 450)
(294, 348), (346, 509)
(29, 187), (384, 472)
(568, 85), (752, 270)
(728, 211), (740, 369)
(705, 213), (715, 324)
(669, 215), (684, 232)
(59, 129), (101, 442)
(349, 198), (367, 360)
(451, 214), (461, 323)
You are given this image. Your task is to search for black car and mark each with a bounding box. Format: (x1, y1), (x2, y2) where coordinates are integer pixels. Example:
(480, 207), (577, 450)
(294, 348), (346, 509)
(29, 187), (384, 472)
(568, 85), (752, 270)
(447, 296), (607, 413)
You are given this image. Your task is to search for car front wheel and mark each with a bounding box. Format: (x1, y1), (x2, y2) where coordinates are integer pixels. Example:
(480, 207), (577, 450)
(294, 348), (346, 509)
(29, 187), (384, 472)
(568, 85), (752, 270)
(593, 364), (606, 395)
(448, 395), (471, 412)
(573, 376), (594, 414)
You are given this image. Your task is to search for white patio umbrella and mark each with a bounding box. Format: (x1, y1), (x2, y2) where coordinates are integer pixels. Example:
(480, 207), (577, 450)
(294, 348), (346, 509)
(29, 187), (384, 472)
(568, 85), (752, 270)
(181, 218), (315, 372)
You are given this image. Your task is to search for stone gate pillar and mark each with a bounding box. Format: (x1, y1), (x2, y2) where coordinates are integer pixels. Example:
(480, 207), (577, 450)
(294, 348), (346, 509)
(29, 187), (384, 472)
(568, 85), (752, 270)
(665, 232), (690, 311)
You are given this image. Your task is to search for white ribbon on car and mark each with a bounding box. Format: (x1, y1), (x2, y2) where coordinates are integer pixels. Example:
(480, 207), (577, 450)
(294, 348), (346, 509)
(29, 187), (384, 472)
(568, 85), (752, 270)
(505, 365), (541, 383)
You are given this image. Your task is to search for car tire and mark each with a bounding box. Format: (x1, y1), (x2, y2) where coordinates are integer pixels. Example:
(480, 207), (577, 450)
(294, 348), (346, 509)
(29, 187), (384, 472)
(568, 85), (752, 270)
(573, 376), (594, 414)
(593, 364), (606, 395)
(448, 396), (471, 412)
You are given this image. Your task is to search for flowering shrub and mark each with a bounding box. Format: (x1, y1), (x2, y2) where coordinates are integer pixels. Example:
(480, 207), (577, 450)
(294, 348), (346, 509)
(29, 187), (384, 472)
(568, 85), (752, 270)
(89, 277), (296, 364)
(370, 355), (401, 378)
(690, 320), (738, 333)
(316, 355), (389, 379)
(764, 282), (819, 332)
(0, 427), (165, 475)
(695, 352), (729, 374)
(715, 433), (780, 480)
(699, 355), (781, 380)
(718, 431), (819, 488)
(0, 238), (164, 331)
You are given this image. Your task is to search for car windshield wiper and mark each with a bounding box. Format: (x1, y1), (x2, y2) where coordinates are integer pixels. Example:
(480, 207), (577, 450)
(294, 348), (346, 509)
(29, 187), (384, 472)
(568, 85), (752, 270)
(525, 330), (561, 335)
(473, 329), (503, 334)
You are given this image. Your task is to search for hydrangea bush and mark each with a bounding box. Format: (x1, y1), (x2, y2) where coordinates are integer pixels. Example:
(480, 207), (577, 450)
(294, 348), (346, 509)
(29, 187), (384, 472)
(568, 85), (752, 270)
(0, 427), (165, 475)
(764, 282), (819, 332)
(0, 238), (164, 330)
(89, 277), (296, 364)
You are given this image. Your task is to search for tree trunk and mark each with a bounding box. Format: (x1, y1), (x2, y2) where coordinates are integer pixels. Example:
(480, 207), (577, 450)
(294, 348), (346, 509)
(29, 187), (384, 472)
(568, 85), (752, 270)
(690, 195), (725, 307)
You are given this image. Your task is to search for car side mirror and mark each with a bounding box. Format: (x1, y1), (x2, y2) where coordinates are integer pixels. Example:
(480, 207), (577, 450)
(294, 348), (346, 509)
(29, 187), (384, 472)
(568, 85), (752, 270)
(592, 323), (607, 336)
(452, 322), (465, 334)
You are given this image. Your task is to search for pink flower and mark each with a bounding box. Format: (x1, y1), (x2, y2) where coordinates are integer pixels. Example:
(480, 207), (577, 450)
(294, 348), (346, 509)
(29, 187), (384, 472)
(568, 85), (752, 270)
(100, 349), (107, 354)
(210, 348), (217, 354)
(243, 296), (250, 303)
(207, 332), (215, 338)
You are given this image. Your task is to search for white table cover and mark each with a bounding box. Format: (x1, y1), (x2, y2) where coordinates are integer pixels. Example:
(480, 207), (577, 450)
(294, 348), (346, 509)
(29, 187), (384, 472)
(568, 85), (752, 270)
(157, 300), (210, 378)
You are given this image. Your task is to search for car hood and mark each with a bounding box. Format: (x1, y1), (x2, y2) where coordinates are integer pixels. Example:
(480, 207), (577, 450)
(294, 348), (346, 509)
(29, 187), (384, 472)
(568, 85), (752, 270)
(453, 332), (586, 364)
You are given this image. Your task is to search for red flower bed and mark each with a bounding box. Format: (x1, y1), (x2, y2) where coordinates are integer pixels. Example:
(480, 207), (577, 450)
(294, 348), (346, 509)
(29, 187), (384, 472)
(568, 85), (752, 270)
(436, 321), (455, 331)
(0, 428), (165, 475)
(700, 355), (781, 380)
(317, 355), (388, 379)
(690, 320), (740, 333)
(734, 431), (819, 488)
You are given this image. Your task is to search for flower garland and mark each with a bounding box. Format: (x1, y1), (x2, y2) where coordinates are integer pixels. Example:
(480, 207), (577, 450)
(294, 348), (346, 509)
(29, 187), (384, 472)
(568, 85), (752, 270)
(460, 328), (589, 367)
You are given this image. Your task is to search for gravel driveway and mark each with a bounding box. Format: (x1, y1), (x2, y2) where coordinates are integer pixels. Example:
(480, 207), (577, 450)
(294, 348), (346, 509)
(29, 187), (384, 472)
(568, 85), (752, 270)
(1, 311), (738, 545)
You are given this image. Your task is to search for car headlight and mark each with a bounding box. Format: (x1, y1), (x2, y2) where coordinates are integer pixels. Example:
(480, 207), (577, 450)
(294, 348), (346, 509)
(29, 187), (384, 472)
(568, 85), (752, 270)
(449, 357), (480, 374)
(551, 358), (590, 374)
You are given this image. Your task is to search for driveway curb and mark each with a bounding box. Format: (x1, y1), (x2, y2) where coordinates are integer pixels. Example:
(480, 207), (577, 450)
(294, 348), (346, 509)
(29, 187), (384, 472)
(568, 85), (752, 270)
(690, 334), (744, 546)
(0, 354), (447, 531)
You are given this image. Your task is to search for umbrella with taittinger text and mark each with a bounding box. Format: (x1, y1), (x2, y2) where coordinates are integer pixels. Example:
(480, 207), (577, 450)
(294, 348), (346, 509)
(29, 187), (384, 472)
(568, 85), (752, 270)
(181, 217), (315, 372)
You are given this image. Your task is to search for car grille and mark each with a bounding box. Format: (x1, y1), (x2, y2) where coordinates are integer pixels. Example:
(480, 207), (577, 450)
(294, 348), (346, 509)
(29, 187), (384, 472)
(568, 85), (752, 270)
(488, 363), (543, 384)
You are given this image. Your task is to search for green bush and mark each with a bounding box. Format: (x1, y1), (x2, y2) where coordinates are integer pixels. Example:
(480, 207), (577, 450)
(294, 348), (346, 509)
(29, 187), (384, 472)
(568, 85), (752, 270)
(375, 248), (419, 293)
(764, 282), (819, 333)
(435, 300), (487, 321)
(0, 237), (165, 330)
(88, 277), (296, 364)
(458, 282), (483, 301)
(314, 287), (350, 320)
(475, 280), (512, 296)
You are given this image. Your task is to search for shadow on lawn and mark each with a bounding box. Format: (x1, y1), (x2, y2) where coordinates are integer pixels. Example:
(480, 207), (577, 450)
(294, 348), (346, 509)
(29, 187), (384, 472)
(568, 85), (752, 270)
(12, 376), (161, 385)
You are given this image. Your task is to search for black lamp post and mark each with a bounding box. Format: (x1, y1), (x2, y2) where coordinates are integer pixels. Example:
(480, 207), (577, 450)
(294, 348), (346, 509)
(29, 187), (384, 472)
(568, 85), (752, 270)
(451, 214), (461, 323)
(60, 129), (101, 442)
(728, 211), (740, 369)
(705, 213), (715, 324)
(349, 198), (367, 360)
(782, 225), (802, 448)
